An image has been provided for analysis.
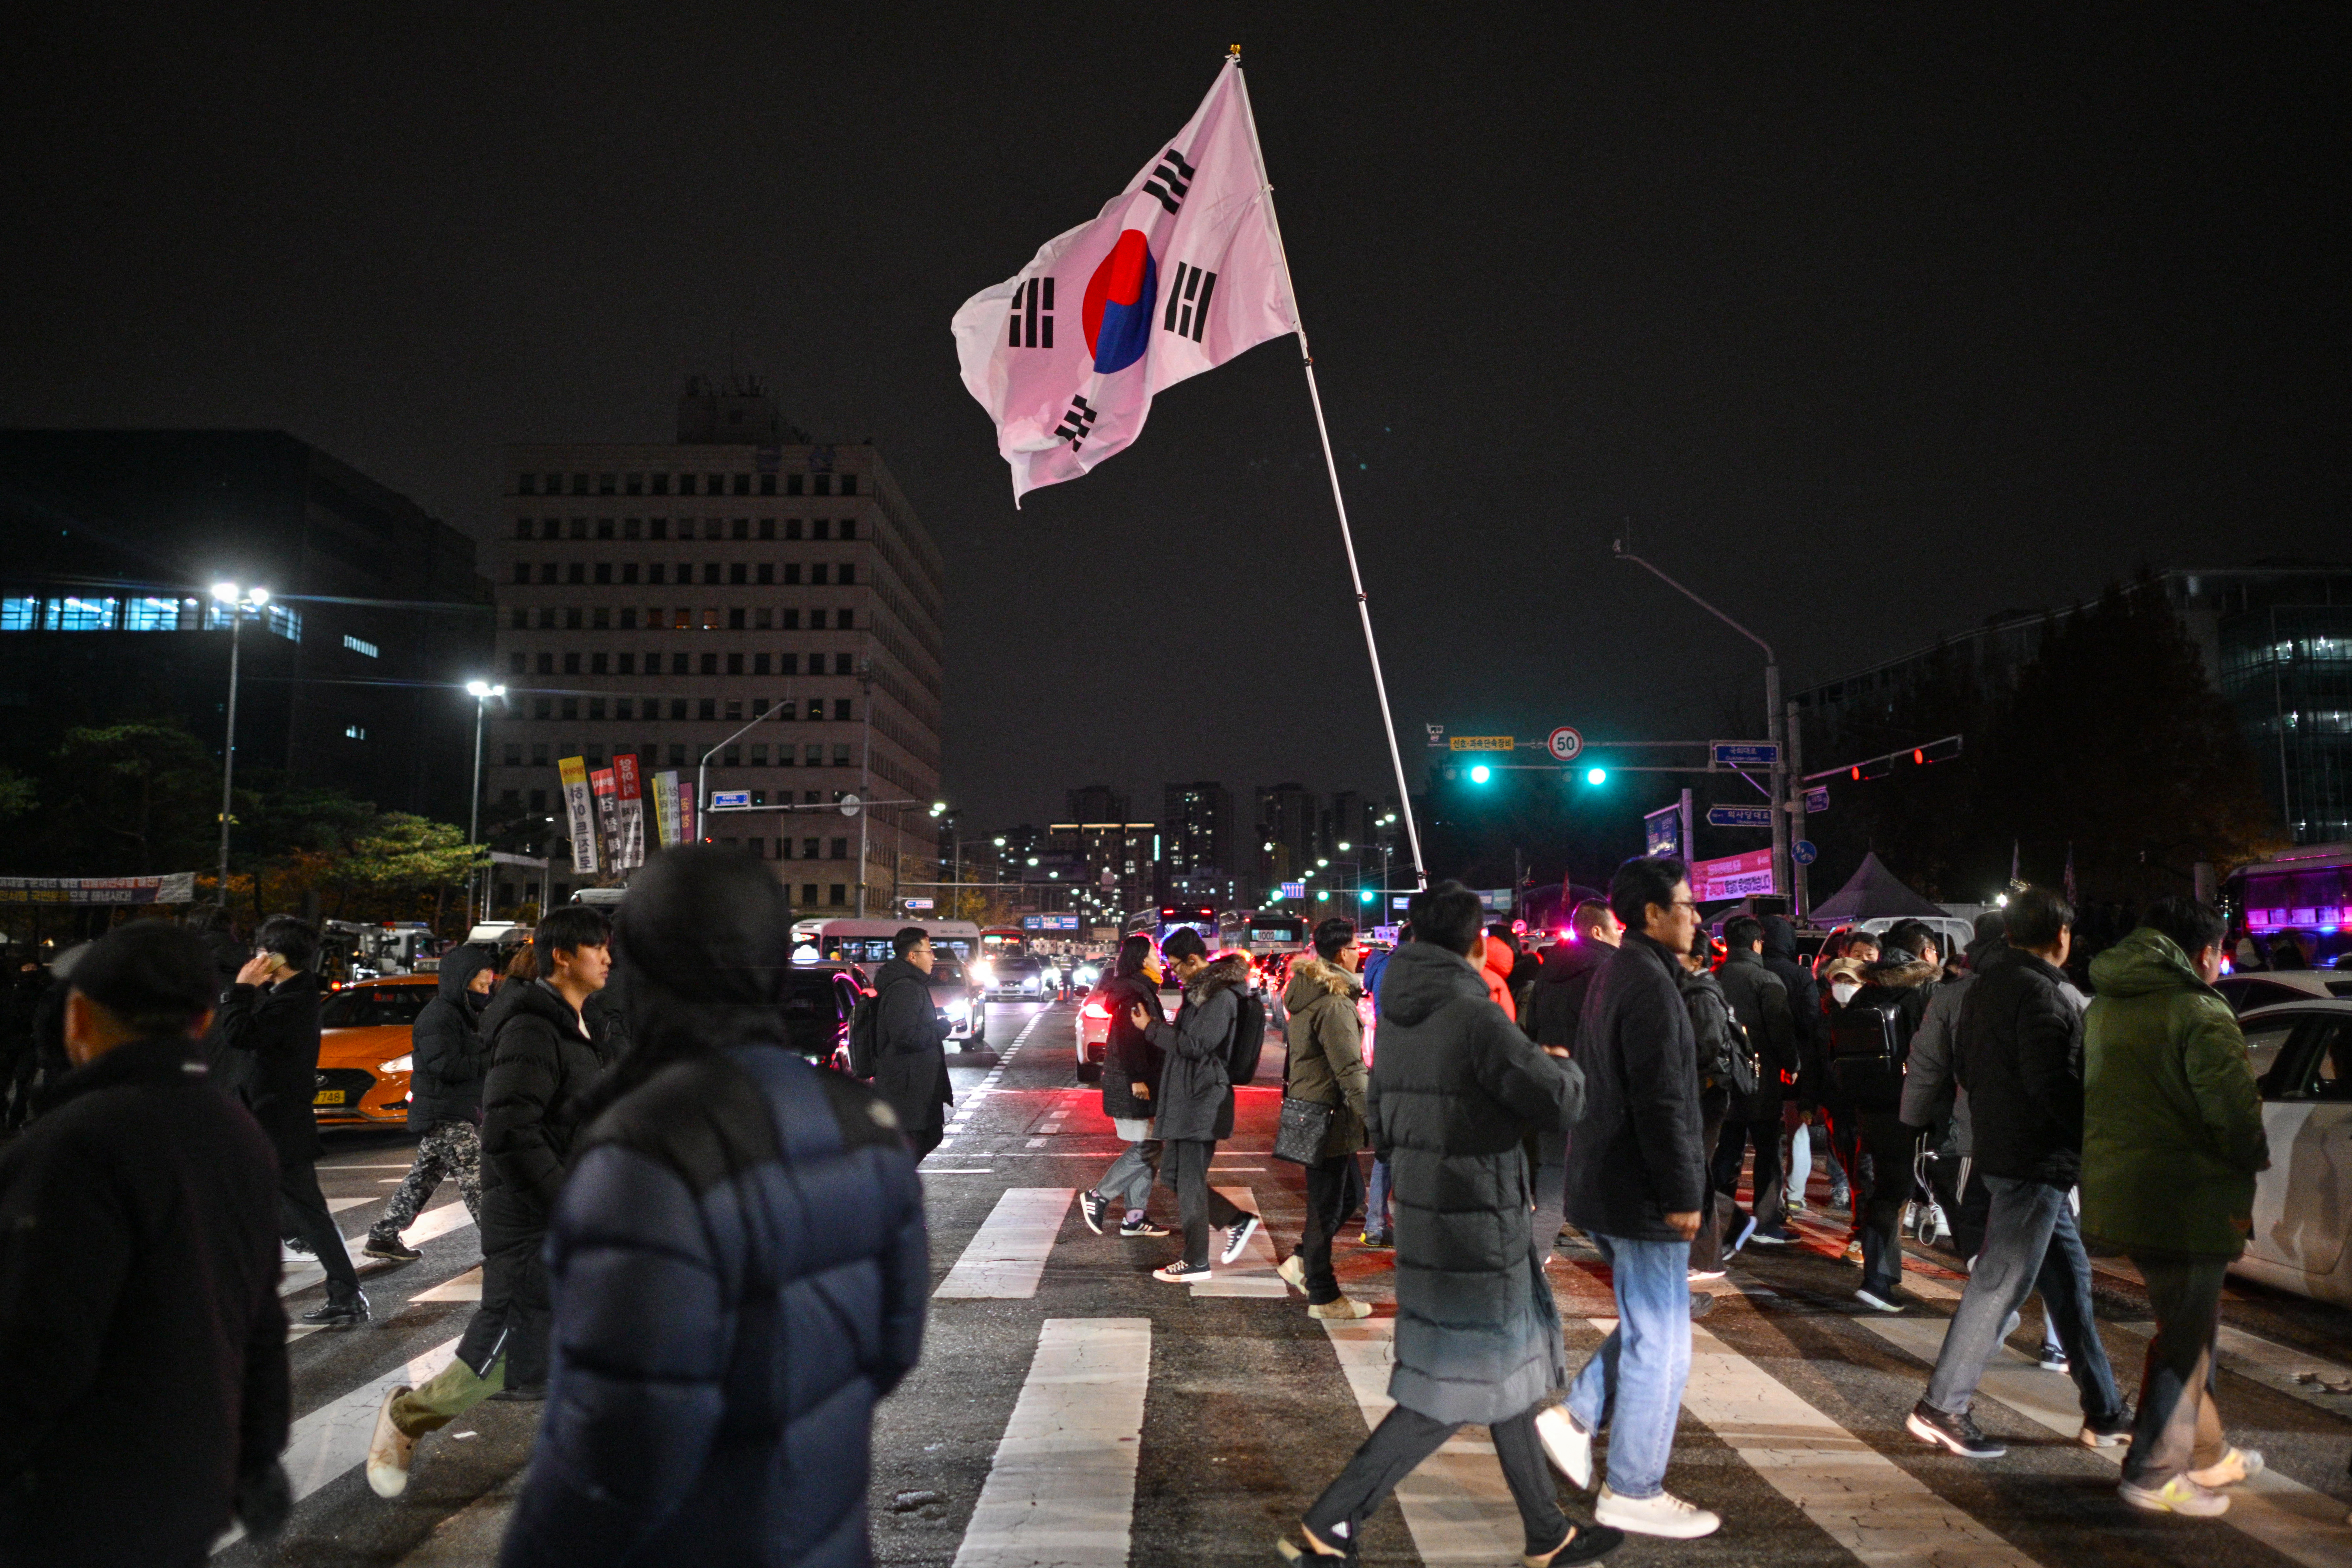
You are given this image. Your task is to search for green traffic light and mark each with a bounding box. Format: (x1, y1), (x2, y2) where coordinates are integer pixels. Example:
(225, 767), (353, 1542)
(1470, 764), (1491, 783)
(1358, 889), (1374, 903)
(1586, 766), (1607, 785)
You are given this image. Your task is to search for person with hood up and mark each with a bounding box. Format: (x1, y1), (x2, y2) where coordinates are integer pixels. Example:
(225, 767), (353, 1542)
(493, 847), (928, 1568)
(1130, 926), (1260, 1282)
(1273, 917), (1373, 1319)
(1823, 919), (1942, 1312)
(365, 941), (499, 1262)
(1756, 916), (1821, 1216)
(1079, 934), (1171, 1238)
(870, 927), (951, 1160)
(1905, 888), (2129, 1460)
(0, 922), (294, 1566)
(1711, 915), (1797, 1249)
(1677, 945), (1742, 1281)
(1278, 883), (1614, 1568)
(216, 914), (368, 1327)
(1524, 901), (1622, 1236)
(1555, 856), (1721, 1539)
(2082, 896), (2269, 1518)
(1479, 928), (1520, 1022)
(366, 904), (614, 1497)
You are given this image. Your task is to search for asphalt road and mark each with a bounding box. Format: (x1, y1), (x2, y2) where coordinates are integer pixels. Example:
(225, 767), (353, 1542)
(222, 998), (2352, 1567)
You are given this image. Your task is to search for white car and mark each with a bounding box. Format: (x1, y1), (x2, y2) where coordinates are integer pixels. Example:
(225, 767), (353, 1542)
(2213, 968), (2352, 1015)
(2230, 1000), (2352, 1307)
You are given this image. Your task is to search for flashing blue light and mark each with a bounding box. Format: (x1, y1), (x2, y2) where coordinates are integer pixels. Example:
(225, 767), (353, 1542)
(1469, 764), (1491, 783)
(1585, 766), (1608, 786)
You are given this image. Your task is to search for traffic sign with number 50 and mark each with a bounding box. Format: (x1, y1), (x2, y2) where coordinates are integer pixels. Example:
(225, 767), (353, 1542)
(1547, 726), (1584, 762)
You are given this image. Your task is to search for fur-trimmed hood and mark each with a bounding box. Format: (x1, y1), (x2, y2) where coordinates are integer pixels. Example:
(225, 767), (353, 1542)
(1187, 952), (1253, 1005)
(1283, 953), (1360, 1012)
(1864, 953), (1943, 991)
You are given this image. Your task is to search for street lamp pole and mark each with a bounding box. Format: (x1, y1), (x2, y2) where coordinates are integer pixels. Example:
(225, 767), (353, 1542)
(210, 583), (267, 912)
(856, 658), (874, 916)
(466, 682), (505, 921)
(1612, 541), (1792, 910)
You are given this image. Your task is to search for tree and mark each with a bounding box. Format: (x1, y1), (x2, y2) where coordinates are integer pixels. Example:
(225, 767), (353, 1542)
(327, 815), (480, 932)
(49, 723), (219, 875)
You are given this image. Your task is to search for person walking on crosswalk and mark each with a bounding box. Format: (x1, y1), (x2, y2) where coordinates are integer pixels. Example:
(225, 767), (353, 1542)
(1131, 926), (1260, 1283)
(366, 905), (615, 1496)
(364, 941), (497, 1261)
(495, 846), (928, 1566)
(2083, 896), (2270, 1518)
(1279, 882), (1619, 1568)
(1080, 933), (1171, 1237)
(1274, 916), (1373, 1319)
(1552, 855), (1723, 1540)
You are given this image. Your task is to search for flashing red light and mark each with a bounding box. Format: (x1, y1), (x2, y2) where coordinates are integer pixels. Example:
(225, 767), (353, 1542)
(1080, 999), (1112, 1020)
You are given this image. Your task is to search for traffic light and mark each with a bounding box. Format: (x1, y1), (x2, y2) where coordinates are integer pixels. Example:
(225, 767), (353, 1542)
(1585, 766), (1607, 786)
(1469, 764), (1491, 784)
(1358, 888), (1375, 903)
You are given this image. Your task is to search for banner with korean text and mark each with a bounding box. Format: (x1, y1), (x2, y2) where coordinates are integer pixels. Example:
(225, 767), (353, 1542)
(558, 757), (601, 874)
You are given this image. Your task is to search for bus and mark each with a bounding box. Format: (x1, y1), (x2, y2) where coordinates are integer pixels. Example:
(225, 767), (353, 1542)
(979, 927), (1028, 960)
(2225, 843), (2352, 970)
(789, 916), (983, 966)
(1126, 903), (1220, 947)
(1217, 910), (1307, 958)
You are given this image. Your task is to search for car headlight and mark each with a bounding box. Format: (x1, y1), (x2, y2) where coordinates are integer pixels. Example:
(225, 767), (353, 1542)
(945, 998), (970, 1018)
(971, 961), (994, 983)
(379, 1054), (413, 1074)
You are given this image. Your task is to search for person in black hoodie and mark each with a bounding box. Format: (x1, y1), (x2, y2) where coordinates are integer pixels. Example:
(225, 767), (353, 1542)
(1524, 900), (1621, 1237)
(364, 942), (499, 1262)
(1080, 934), (1170, 1237)
(1758, 915), (1822, 1216)
(0, 922), (293, 1567)
(1713, 916), (1797, 1247)
(1823, 919), (1942, 1313)
(216, 914), (367, 1326)
(366, 905), (613, 1498)
(871, 927), (952, 1159)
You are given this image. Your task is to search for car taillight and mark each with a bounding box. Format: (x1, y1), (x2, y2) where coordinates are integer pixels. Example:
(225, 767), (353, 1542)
(1080, 999), (1111, 1020)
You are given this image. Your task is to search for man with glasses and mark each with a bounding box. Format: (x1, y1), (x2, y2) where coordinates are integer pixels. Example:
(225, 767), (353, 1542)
(1549, 857), (1720, 1539)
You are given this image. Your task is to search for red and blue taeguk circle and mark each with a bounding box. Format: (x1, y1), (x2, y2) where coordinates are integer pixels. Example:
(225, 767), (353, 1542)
(1082, 229), (1157, 374)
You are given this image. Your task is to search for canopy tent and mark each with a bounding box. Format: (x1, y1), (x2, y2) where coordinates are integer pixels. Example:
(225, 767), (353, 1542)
(1808, 852), (1946, 924)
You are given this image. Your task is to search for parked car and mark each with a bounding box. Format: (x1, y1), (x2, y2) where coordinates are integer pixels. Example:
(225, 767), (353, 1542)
(314, 975), (433, 1126)
(2228, 1000), (2352, 1307)
(2214, 969), (2351, 1014)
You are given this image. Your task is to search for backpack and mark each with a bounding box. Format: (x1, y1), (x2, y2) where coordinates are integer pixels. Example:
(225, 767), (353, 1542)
(1825, 988), (1906, 1110)
(1226, 987), (1268, 1085)
(846, 973), (919, 1080)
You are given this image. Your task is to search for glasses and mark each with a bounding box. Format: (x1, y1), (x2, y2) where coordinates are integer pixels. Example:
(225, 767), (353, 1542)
(1664, 900), (1699, 915)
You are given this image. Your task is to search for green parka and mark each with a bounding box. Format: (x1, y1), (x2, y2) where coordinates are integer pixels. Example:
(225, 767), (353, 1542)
(2082, 928), (2269, 1259)
(1282, 955), (1368, 1158)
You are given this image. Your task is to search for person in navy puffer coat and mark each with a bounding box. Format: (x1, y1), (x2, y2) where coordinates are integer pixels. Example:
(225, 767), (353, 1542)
(499, 846), (928, 1568)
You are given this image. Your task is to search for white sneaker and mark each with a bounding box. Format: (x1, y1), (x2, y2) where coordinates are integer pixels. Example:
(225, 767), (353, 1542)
(1533, 1405), (1592, 1490)
(1220, 1215), (1261, 1265)
(2118, 1475), (2229, 1517)
(2188, 1448), (2264, 1488)
(1277, 1254), (1306, 1291)
(1595, 1485), (1720, 1538)
(365, 1386), (416, 1499)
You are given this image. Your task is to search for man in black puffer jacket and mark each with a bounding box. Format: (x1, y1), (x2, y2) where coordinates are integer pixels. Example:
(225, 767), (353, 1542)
(366, 942), (498, 1262)
(495, 848), (927, 1568)
(1713, 916), (1797, 1246)
(366, 906), (613, 1499)
(1523, 900), (1621, 1237)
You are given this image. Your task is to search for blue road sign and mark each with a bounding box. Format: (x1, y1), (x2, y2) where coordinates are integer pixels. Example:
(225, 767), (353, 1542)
(1805, 785), (1830, 815)
(1706, 805), (1774, 828)
(1710, 741), (1781, 770)
(1281, 881), (1306, 899)
(710, 790), (751, 810)
(1793, 839), (1819, 865)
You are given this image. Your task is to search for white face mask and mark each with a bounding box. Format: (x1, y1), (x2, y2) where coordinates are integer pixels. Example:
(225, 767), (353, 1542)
(1830, 980), (1861, 1006)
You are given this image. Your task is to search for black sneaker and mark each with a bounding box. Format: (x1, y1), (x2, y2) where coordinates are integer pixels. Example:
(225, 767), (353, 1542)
(363, 1232), (421, 1263)
(301, 1292), (370, 1327)
(1748, 1224), (1794, 1246)
(1854, 1285), (1910, 1314)
(1118, 1216), (1170, 1237)
(489, 1383), (547, 1403)
(2079, 1405), (2133, 1448)
(1220, 1214), (1262, 1265)
(1079, 1191), (1109, 1235)
(1906, 1400), (2006, 1458)
(1358, 1230), (1393, 1250)
(1723, 1214), (1759, 1259)
(1689, 1291), (1717, 1320)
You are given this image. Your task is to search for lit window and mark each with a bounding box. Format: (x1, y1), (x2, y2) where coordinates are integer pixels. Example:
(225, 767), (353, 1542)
(1, 597), (40, 631)
(345, 724), (367, 740)
(48, 597), (119, 631)
(342, 633), (378, 658)
(123, 597), (192, 631)
(267, 605), (302, 642)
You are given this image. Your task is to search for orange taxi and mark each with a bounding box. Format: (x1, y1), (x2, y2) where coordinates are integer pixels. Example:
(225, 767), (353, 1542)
(314, 973), (435, 1125)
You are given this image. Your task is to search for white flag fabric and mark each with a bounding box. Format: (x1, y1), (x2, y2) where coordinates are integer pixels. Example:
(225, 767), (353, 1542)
(953, 57), (1299, 503)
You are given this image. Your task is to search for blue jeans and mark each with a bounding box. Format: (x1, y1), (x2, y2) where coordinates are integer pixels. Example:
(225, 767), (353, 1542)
(1364, 1156), (1393, 1239)
(1566, 1234), (1691, 1500)
(1923, 1176), (2122, 1420)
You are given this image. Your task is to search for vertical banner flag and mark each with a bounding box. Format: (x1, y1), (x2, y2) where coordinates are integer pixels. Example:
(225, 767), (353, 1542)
(590, 766), (621, 874)
(558, 757), (601, 875)
(677, 776), (697, 846)
(652, 770), (680, 848)
(951, 55), (1298, 503)
(613, 754), (646, 869)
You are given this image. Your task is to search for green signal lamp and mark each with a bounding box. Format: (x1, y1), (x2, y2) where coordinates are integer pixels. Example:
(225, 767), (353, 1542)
(1469, 764), (1491, 783)
(1585, 766), (1608, 786)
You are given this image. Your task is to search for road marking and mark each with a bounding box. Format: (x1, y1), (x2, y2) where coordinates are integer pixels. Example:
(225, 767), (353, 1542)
(935, 1187), (1075, 1299)
(327, 1196), (375, 1213)
(213, 1334), (463, 1553)
(922, 1169), (996, 1175)
(1193, 1187), (1286, 1298)
(1861, 1315), (2349, 1568)
(411, 1265), (483, 1302)
(281, 1199), (474, 1297)
(1318, 1317), (1528, 1560)
(951, 1318), (1151, 1568)
(2111, 1318), (2352, 1420)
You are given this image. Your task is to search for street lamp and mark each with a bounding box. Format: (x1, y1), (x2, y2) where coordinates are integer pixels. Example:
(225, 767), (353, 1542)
(210, 582), (268, 909)
(465, 681), (506, 920)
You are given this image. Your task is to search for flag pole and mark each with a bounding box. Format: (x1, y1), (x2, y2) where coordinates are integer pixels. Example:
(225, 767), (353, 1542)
(1230, 46), (1429, 888)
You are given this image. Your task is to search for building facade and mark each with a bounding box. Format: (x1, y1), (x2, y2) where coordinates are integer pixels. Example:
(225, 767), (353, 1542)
(484, 390), (945, 910)
(0, 430), (491, 835)
(1163, 780), (1237, 906)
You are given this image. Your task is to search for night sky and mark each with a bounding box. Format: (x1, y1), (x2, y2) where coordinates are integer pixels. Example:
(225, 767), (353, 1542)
(5, 6), (2343, 838)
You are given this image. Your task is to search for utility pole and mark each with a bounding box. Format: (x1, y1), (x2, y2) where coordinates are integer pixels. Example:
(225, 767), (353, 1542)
(1786, 699), (1810, 920)
(856, 658), (874, 916)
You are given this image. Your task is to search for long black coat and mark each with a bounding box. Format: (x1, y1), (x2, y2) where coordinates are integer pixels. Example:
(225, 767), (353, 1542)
(1716, 949), (1797, 1121)
(0, 1037), (289, 1567)
(1524, 938), (1609, 1052)
(1565, 933), (1706, 1243)
(1098, 972), (1166, 1122)
(215, 970), (324, 1166)
(1955, 945), (2086, 1186)
(408, 943), (498, 1129)
(1142, 954), (1249, 1142)
(870, 958), (951, 1137)
(1368, 942), (1583, 1426)
(1759, 916), (1823, 1101)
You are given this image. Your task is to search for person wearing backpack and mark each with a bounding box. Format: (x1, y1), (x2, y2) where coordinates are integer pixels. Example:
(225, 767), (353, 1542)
(1129, 927), (1259, 1282)
(869, 928), (951, 1161)
(1824, 920), (1943, 1312)
(1675, 946), (1742, 1281)
(1712, 916), (1797, 1250)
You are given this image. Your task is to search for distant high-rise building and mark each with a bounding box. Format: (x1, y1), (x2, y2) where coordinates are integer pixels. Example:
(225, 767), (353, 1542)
(484, 382), (945, 910)
(1049, 820), (1160, 916)
(1255, 782), (1320, 887)
(1066, 783), (1129, 825)
(1165, 781), (1237, 907)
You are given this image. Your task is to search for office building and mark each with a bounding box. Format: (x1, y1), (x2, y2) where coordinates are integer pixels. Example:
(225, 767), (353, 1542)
(1047, 821), (1162, 918)
(1164, 780), (1238, 906)
(485, 384), (946, 909)
(0, 430), (491, 827)
(1255, 782), (1320, 886)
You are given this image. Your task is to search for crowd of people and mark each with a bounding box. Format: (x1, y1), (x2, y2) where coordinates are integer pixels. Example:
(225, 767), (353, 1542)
(0, 843), (2288, 1563)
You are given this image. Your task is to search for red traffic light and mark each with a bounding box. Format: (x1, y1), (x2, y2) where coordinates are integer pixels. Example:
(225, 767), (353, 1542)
(1913, 749), (1924, 765)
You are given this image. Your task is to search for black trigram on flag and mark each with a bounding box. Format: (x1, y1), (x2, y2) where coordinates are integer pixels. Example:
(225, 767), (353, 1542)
(1161, 262), (1218, 343)
(1053, 395), (1098, 451)
(1141, 147), (1195, 215)
(1008, 276), (1054, 349)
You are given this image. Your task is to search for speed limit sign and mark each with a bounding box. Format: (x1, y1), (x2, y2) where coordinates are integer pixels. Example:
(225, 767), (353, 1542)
(1547, 726), (1584, 762)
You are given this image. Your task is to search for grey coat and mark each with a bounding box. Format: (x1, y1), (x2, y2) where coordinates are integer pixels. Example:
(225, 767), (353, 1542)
(1142, 954), (1249, 1142)
(1368, 942), (1584, 1426)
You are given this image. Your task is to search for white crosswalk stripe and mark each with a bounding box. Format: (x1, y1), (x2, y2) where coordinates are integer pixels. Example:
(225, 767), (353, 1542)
(952, 1318), (1151, 1568)
(934, 1187), (1074, 1299)
(1863, 1314), (2350, 1568)
(280, 1196), (475, 1297)
(2112, 1316), (2352, 1420)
